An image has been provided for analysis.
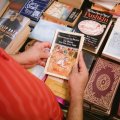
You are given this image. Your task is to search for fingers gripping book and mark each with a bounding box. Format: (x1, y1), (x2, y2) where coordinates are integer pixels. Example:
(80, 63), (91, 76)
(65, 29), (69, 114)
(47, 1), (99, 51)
(45, 30), (84, 80)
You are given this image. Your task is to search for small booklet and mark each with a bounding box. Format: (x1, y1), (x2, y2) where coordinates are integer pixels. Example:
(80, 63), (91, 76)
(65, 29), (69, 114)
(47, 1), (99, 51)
(44, 30), (84, 80)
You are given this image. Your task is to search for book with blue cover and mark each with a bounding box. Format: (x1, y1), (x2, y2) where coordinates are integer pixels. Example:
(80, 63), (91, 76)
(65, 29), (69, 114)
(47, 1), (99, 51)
(29, 19), (72, 43)
(20, 0), (51, 22)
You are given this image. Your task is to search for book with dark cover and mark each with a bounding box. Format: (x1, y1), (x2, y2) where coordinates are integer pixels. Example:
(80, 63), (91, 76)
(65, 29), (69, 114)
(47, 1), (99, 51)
(74, 9), (112, 49)
(83, 51), (95, 71)
(84, 58), (120, 111)
(0, 9), (30, 51)
(20, 0), (51, 22)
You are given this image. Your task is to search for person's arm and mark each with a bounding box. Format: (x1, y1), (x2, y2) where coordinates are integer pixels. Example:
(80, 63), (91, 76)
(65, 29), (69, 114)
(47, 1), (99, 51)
(67, 52), (89, 120)
(11, 42), (51, 68)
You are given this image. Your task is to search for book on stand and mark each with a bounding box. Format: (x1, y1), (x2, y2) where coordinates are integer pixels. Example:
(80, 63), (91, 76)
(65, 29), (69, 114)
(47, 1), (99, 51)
(44, 30), (84, 80)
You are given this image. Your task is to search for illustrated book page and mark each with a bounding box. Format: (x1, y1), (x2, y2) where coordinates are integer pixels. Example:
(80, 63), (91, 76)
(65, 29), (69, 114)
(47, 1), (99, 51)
(44, 30), (84, 80)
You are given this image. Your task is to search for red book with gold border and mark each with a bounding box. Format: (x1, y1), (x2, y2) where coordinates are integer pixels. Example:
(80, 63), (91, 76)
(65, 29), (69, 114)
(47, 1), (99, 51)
(84, 58), (120, 111)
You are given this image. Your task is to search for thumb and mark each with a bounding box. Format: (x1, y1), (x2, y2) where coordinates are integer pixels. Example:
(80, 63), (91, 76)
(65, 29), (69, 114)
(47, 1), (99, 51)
(40, 52), (50, 59)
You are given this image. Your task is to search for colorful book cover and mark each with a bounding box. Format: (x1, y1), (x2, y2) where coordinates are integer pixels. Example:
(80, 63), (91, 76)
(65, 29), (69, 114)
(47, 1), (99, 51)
(0, 9), (30, 49)
(74, 9), (112, 48)
(44, 30), (84, 80)
(20, 0), (51, 21)
(29, 19), (72, 43)
(84, 58), (120, 111)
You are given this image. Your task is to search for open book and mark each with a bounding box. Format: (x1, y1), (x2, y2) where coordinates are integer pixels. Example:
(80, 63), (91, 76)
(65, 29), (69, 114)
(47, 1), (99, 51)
(44, 30), (84, 80)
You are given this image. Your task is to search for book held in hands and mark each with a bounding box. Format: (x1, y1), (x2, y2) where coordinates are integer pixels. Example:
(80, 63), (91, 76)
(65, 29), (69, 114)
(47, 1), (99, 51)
(45, 30), (84, 80)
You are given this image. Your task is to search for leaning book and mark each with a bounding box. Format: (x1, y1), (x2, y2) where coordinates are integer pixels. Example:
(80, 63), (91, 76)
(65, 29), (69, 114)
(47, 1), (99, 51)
(102, 17), (120, 62)
(44, 30), (84, 80)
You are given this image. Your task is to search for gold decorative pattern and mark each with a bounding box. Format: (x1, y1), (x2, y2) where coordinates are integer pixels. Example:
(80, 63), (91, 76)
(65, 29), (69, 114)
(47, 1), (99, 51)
(96, 74), (110, 91)
(84, 58), (120, 110)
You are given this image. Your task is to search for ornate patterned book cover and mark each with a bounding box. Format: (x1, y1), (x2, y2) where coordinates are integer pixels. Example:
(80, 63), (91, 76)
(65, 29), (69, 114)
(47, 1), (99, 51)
(84, 58), (120, 111)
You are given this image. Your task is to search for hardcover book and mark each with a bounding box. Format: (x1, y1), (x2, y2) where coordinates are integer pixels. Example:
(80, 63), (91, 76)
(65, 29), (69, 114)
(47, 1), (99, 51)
(44, 30), (84, 80)
(0, 9), (30, 54)
(29, 19), (72, 43)
(20, 0), (52, 22)
(84, 58), (120, 111)
(102, 17), (120, 63)
(74, 9), (112, 54)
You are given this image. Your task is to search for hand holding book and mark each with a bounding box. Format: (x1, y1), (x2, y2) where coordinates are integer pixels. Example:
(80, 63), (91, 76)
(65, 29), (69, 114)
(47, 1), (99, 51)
(69, 52), (89, 100)
(12, 41), (51, 68)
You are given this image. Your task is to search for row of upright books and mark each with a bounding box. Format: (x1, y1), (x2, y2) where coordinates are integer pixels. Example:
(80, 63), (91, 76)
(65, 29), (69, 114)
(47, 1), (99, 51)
(0, 0), (120, 120)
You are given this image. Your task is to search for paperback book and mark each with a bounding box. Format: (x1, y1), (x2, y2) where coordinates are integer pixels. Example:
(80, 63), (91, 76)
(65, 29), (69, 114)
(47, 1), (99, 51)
(0, 9), (30, 54)
(44, 30), (84, 80)
(74, 9), (112, 54)
(20, 0), (52, 22)
(29, 19), (72, 43)
(102, 17), (120, 62)
(43, 0), (82, 27)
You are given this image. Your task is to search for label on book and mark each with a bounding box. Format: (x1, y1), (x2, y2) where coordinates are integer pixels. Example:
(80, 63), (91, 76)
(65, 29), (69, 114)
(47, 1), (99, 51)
(44, 30), (84, 80)
(74, 9), (112, 48)
(20, 0), (51, 21)
(84, 58), (120, 110)
(66, 8), (80, 23)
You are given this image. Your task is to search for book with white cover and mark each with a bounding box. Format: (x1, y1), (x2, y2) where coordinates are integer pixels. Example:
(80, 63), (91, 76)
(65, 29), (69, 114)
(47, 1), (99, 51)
(29, 19), (72, 43)
(45, 30), (84, 80)
(102, 17), (120, 62)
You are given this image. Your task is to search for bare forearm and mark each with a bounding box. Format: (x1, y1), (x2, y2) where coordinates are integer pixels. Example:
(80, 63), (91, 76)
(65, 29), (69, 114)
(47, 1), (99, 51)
(67, 97), (83, 120)
(11, 53), (27, 64)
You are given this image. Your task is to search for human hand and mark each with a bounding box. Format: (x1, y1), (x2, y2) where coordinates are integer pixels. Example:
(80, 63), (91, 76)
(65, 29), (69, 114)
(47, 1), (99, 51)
(69, 52), (89, 101)
(12, 42), (51, 68)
